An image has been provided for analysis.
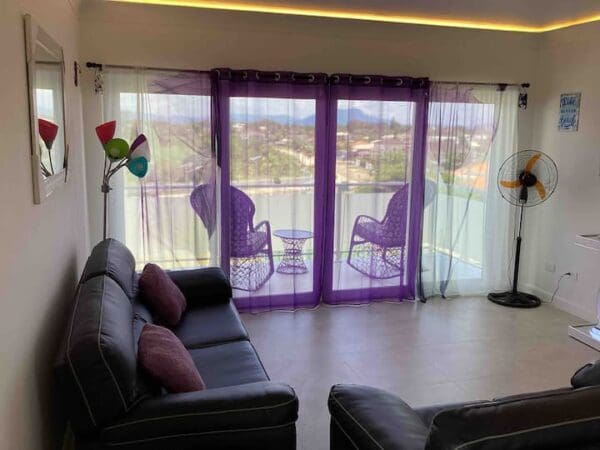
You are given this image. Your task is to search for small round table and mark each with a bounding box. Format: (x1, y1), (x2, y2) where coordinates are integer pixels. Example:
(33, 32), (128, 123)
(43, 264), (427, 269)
(273, 229), (314, 274)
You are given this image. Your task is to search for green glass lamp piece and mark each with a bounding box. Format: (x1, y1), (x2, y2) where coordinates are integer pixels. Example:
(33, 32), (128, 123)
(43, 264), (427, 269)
(95, 121), (151, 240)
(104, 138), (130, 160)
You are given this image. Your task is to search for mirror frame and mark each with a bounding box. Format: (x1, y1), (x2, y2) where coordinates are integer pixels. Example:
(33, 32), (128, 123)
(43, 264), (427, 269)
(24, 14), (69, 204)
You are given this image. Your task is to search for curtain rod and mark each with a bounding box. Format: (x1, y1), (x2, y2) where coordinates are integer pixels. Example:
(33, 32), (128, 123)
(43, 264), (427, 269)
(86, 62), (208, 74)
(436, 80), (530, 88)
(86, 62), (530, 88)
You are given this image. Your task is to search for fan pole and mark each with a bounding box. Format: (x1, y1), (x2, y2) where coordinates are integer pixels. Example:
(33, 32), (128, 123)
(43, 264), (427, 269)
(512, 204), (524, 294)
(487, 201), (541, 308)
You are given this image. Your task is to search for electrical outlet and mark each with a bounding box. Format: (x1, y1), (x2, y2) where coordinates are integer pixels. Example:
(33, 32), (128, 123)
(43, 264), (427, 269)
(572, 272), (580, 281)
(545, 262), (556, 273)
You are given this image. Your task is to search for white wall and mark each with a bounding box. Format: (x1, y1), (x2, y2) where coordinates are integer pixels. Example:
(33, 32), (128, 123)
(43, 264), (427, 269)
(79, 0), (538, 244)
(522, 22), (600, 321)
(0, 0), (88, 449)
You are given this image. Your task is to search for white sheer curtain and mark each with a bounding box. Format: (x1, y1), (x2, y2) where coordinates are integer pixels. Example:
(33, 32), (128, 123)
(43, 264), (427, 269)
(102, 68), (217, 269)
(421, 83), (519, 298)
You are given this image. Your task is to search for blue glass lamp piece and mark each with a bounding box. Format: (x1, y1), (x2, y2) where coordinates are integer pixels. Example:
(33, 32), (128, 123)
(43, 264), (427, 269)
(127, 156), (148, 178)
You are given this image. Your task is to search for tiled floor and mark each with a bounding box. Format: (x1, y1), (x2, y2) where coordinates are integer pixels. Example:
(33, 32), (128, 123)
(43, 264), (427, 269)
(241, 297), (599, 450)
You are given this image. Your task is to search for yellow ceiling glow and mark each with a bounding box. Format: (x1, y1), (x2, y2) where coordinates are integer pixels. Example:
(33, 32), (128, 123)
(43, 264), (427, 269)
(109, 0), (600, 33)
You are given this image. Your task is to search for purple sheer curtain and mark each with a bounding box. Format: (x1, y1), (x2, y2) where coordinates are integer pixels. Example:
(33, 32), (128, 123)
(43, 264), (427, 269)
(212, 69), (329, 313)
(323, 75), (429, 304)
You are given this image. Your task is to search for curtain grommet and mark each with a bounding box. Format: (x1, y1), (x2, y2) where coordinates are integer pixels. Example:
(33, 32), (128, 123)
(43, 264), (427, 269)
(308, 74), (315, 83)
(242, 71), (248, 80)
(396, 78), (404, 86)
(364, 76), (371, 85)
(274, 72), (281, 82)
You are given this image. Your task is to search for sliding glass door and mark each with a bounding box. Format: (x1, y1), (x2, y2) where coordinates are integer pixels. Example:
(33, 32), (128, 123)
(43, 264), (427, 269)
(324, 76), (429, 304)
(213, 70), (328, 312)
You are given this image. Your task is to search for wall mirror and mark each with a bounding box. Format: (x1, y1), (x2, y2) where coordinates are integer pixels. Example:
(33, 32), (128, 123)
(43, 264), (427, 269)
(24, 14), (68, 204)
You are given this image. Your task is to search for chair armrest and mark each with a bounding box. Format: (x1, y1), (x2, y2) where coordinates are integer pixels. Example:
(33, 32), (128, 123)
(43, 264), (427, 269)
(328, 384), (428, 450)
(168, 267), (232, 305)
(101, 382), (298, 445)
(254, 220), (271, 234)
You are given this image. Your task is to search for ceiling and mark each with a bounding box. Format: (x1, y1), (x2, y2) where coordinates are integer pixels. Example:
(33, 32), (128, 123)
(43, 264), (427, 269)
(108, 0), (600, 32)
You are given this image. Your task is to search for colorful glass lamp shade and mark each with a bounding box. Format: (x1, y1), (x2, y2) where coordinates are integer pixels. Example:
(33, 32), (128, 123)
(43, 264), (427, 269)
(38, 118), (59, 149)
(104, 138), (130, 160)
(96, 120), (116, 145)
(127, 157), (149, 178)
(95, 121), (151, 240)
(130, 134), (151, 162)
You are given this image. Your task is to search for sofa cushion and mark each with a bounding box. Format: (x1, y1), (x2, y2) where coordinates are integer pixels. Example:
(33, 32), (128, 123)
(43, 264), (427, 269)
(139, 263), (187, 326)
(139, 324), (205, 393)
(426, 386), (600, 450)
(329, 384), (429, 450)
(81, 238), (137, 298)
(55, 275), (139, 436)
(189, 341), (269, 389)
(172, 301), (249, 349)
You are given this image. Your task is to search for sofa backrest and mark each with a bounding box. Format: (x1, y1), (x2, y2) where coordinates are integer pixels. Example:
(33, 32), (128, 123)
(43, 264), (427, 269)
(56, 239), (153, 436)
(426, 386), (600, 449)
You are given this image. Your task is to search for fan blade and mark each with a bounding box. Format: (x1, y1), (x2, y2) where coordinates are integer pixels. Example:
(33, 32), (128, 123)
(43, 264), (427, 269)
(535, 181), (546, 199)
(525, 153), (542, 172)
(500, 180), (521, 188)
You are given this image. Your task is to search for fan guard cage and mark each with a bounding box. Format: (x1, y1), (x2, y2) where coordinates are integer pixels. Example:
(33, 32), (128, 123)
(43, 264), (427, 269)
(497, 150), (558, 207)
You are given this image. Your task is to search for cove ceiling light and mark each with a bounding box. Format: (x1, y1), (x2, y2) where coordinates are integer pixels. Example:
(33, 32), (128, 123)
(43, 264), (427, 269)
(108, 0), (600, 33)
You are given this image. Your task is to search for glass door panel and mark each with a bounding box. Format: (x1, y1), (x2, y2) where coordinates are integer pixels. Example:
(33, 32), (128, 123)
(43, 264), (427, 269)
(328, 99), (419, 302)
(228, 96), (319, 306)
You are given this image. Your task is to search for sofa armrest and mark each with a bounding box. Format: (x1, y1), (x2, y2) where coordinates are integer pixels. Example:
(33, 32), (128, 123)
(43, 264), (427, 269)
(328, 384), (428, 450)
(427, 386), (600, 450)
(101, 382), (297, 445)
(168, 267), (232, 305)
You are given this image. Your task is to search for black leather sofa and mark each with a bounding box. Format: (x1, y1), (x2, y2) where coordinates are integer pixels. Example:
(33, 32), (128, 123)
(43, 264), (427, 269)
(328, 361), (600, 450)
(55, 239), (298, 450)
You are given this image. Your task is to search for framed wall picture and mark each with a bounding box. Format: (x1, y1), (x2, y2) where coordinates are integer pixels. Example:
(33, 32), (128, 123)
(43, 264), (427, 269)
(558, 93), (581, 132)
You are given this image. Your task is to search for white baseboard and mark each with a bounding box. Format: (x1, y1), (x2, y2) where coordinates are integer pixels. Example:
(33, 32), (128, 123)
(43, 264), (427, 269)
(521, 282), (595, 322)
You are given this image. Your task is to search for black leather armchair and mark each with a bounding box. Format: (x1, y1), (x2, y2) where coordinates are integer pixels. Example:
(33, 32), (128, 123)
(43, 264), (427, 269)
(329, 361), (600, 450)
(55, 239), (298, 450)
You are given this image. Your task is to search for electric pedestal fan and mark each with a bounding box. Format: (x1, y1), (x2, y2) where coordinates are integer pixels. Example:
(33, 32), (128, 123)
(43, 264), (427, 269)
(488, 150), (558, 308)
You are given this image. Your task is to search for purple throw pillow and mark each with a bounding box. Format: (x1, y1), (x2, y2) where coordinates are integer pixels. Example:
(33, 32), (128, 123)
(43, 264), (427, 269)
(139, 263), (186, 326)
(138, 324), (205, 393)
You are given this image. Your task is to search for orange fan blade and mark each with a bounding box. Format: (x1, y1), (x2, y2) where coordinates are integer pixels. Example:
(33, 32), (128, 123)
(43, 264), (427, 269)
(500, 180), (521, 188)
(535, 181), (546, 199)
(525, 153), (542, 172)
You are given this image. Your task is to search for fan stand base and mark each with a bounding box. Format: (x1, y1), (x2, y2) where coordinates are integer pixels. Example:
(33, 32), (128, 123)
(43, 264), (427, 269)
(487, 291), (541, 308)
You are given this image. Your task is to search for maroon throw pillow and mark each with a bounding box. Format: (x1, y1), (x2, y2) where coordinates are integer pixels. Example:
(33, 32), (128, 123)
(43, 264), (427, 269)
(138, 324), (205, 393)
(139, 263), (186, 326)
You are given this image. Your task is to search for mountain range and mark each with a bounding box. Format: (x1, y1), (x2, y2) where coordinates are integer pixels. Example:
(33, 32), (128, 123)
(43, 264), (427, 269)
(230, 108), (385, 126)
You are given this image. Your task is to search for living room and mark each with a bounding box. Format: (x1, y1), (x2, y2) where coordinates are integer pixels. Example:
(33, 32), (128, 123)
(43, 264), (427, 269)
(1, 0), (600, 449)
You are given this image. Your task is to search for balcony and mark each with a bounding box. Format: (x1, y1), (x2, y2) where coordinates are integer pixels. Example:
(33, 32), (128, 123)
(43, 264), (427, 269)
(123, 181), (483, 297)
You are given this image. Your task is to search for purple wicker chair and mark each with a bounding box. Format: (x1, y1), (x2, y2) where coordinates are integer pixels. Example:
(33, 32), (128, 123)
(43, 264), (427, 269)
(190, 185), (274, 291)
(347, 185), (409, 279)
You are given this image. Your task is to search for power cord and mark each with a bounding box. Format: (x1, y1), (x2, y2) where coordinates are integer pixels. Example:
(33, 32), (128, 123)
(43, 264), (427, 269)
(548, 272), (571, 304)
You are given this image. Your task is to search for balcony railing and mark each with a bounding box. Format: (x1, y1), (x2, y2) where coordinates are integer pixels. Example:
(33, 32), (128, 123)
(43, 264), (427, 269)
(122, 180), (485, 271)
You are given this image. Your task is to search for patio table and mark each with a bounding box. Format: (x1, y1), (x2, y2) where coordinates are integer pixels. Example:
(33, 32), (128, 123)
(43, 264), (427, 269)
(273, 229), (313, 274)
